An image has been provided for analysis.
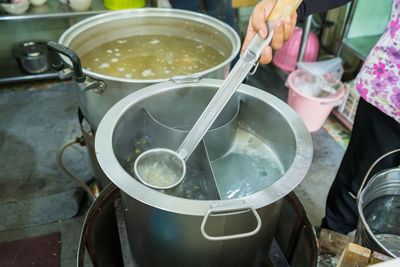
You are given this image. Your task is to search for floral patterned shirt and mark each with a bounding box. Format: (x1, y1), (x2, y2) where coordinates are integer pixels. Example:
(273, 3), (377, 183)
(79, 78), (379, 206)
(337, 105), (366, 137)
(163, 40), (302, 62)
(356, 0), (400, 123)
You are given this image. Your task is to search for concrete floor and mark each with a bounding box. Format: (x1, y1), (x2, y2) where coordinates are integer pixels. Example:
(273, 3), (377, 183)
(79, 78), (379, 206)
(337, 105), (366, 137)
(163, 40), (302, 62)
(0, 82), (93, 266)
(0, 82), (93, 232)
(0, 65), (345, 266)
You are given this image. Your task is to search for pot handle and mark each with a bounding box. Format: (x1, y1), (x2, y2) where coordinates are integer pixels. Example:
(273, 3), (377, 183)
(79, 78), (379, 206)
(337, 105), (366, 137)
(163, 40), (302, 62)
(352, 148), (400, 201)
(200, 202), (262, 241)
(47, 41), (85, 83)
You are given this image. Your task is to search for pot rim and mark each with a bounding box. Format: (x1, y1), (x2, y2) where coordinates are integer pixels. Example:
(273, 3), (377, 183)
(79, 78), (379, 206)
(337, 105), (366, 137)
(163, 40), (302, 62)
(58, 8), (241, 83)
(95, 79), (313, 215)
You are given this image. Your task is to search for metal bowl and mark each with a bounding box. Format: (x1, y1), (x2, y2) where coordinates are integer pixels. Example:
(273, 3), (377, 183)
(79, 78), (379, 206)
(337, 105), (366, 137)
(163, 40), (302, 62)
(13, 41), (50, 74)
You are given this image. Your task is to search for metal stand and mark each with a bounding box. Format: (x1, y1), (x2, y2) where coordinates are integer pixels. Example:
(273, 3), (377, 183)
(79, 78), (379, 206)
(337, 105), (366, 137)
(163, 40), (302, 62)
(78, 185), (318, 267)
(297, 15), (313, 62)
(114, 198), (138, 267)
(113, 197), (308, 267)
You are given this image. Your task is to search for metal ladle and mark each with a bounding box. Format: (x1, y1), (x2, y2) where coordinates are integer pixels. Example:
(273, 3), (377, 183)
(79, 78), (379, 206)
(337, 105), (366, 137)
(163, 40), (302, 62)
(134, 1), (303, 190)
(134, 26), (273, 190)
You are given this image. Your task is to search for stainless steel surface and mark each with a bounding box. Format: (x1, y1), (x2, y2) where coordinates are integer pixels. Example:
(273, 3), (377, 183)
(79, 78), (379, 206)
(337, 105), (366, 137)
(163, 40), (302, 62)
(13, 41), (50, 74)
(177, 20), (273, 159)
(298, 15), (312, 62)
(133, 90), (239, 192)
(0, 71), (58, 84)
(96, 78), (312, 210)
(162, 139), (221, 200)
(142, 101), (239, 161)
(78, 186), (318, 267)
(355, 167), (400, 258)
(79, 111), (111, 189)
(114, 198), (138, 267)
(134, 148), (186, 189)
(119, 194), (275, 267)
(131, 92), (239, 199)
(77, 184), (123, 267)
(94, 78), (313, 266)
(335, 0), (357, 57)
(57, 8), (240, 129)
(134, 22), (273, 189)
(200, 201), (262, 241)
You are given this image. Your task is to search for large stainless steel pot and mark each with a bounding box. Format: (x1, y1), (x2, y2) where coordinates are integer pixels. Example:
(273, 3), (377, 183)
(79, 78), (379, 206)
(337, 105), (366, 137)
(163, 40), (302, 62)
(95, 79), (313, 267)
(77, 184), (319, 267)
(54, 8), (240, 129)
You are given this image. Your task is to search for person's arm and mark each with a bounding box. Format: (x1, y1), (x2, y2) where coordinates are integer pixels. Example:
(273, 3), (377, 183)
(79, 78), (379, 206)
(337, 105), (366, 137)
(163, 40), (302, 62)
(297, 0), (352, 20)
(242, 0), (353, 64)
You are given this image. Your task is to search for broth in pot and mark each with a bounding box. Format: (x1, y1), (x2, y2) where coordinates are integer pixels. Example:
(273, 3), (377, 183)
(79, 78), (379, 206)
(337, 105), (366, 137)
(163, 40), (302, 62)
(80, 34), (226, 79)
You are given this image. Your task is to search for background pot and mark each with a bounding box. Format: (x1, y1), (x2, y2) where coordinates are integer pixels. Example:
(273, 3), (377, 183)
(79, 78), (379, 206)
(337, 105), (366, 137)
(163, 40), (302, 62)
(56, 8), (240, 129)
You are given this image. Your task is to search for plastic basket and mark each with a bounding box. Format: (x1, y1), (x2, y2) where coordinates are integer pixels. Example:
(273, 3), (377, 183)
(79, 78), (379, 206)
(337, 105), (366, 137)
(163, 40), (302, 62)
(337, 80), (360, 125)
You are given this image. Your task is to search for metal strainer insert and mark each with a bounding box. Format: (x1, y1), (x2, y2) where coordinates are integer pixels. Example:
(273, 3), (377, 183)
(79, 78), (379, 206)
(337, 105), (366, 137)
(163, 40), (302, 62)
(134, 1), (305, 189)
(134, 21), (275, 189)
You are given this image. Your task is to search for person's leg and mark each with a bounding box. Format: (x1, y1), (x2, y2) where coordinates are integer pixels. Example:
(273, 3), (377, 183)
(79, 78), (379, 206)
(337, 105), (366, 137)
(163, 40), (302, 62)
(203, 0), (238, 31)
(169, 0), (198, 11)
(321, 98), (400, 234)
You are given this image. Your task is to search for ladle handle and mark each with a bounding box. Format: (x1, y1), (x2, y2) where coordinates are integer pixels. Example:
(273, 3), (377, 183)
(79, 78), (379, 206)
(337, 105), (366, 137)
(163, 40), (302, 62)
(177, 1), (301, 160)
(246, 0), (303, 60)
(176, 52), (256, 160)
(267, 0), (303, 21)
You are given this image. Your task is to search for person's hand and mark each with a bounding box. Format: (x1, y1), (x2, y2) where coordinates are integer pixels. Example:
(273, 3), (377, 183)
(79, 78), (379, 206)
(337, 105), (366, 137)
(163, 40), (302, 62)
(241, 0), (297, 64)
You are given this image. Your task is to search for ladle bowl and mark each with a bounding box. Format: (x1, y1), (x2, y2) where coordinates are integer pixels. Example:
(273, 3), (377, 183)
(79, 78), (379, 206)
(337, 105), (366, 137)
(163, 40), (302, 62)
(134, 148), (186, 189)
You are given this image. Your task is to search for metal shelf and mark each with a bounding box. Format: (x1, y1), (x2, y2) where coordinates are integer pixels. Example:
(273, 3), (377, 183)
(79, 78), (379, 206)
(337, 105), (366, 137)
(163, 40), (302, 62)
(0, 55), (61, 84)
(334, 0), (390, 129)
(0, 0), (109, 21)
(0, 72), (59, 84)
(336, 0), (391, 60)
(0, 0), (111, 83)
(342, 35), (380, 61)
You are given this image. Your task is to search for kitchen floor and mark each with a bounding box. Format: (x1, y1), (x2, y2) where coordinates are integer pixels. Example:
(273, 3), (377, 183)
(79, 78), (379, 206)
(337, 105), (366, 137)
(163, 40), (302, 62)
(0, 65), (345, 266)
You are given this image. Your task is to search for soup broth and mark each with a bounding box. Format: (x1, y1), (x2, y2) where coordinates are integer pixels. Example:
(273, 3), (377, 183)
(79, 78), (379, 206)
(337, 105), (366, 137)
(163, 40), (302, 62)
(81, 34), (226, 79)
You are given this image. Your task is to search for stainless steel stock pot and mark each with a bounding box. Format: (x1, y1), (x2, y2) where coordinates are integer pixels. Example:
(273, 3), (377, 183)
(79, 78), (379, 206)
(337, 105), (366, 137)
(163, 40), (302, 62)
(52, 8), (240, 129)
(95, 79), (313, 267)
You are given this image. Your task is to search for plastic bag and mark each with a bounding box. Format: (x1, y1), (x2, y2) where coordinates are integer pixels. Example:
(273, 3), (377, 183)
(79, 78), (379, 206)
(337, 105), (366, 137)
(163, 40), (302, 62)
(295, 57), (344, 97)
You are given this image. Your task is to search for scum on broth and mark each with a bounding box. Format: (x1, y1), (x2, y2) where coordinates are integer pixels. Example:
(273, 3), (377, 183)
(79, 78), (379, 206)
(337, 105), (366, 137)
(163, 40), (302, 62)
(80, 35), (226, 79)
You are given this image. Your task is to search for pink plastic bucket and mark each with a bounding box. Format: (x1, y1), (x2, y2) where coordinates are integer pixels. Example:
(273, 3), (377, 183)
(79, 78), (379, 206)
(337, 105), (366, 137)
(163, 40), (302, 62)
(287, 69), (346, 132)
(273, 27), (319, 72)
